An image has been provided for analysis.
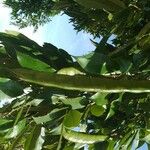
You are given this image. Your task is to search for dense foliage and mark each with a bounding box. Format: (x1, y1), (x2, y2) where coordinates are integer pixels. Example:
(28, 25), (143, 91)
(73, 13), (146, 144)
(4, 0), (149, 37)
(0, 0), (150, 150)
(4, 0), (59, 30)
(0, 27), (149, 149)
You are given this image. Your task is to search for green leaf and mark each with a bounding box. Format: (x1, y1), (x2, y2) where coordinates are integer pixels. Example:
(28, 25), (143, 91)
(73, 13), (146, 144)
(0, 80), (24, 97)
(0, 90), (12, 106)
(59, 96), (85, 110)
(5, 30), (22, 36)
(58, 48), (73, 64)
(121, 133), (135, 150)
(75, 0), (126, 12)
(100, 62), (108, 75)
(5, 119), (26, 139)
(17, 51), (55, 73)
(24, 125), (45, 150)
(105, 101), (116, 120)
(107, 140), (116, 150)
(108, 0), (126, 9)
(108, 13), (113, 21)
(74, 52), (107, 74)
(43, 135), (59, 150)
(91, 92), (108, 106)
(94, 141), (108, 150)
(14, 106), (24, 126)
(4, 30), (42, 51)
(64, 110), (82, 128)
(106, 93), (123, 119)
(33, 108), (67, 124)
(0, 77), (10, 83)
(0, 46), (6, 54)
(7, 68), (150, 93)
(90, 105), (105, 117)
(8, 125), (27, 150)
(143, 131), (150, 144)
(132, 130), (140, 150)
(50, 124), (62, 135)
(117, 130), (133, 149)
(138, 34), (150, 51)
(57, 67), (84, 76)
(63, 144), (75, 150)
(42, 43), (73, 69)
(43, 144), (58, 150)
(147, 143), (150, 150)
(0, 118), (14, 135)
(0, 118), (13, 127)
(63, 129), (108, 144)
(116, 58), (132, 73)
(25, 99), (43, 107)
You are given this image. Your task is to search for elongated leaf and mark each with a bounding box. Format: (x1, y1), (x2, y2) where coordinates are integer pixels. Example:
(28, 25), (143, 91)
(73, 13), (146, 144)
(17, 51), (55, 73)
(9, 125), (27, 150)
(59, 96), (85, 109)
(24, 125), (45, 150)
(0, 119), (14, 135)
(117, 130), (133, 149)
(33, 108), (67, 124)
(143, 131), (150, 144)
(0, 77), (10, 83)
(91, 92), (108, 106)
(106, 106), (115, 120)
(74, 52), (107, 74)
(147, 143), (150, 150)
(57, 67), (84, 76)
(107, 140), (116, 150)
(121, 133), (135, 150)
(116, 58), (132, 73)
(132, 130), (140, 150)
(7, 68), (150, 93)
(0, 90), (12, 105)
(14, 106), (24, 126)
(3, 30), (42, 51)
(50, 124), (62, 135)
(63, 129), (108, 144)
(25, 99), (43, 107)
(5, 119), (26, 139)
(0, 118), (13, 126)
(106, 93), (123, 119)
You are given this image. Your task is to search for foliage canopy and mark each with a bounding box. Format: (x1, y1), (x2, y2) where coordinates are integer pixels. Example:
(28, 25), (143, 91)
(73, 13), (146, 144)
(0, 0), (150, 149)
(4, 0), (149, 37)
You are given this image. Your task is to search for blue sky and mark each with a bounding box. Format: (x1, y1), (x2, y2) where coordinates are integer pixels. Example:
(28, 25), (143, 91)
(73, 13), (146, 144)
(0, 2), (148, 150)
(0, 2), (99, 56)
(41, 14), (101, 56)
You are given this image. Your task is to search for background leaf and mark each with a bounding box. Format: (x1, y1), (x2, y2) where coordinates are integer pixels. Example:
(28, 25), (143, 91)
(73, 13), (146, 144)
(5, 119), (26, 139)
(74, 52), (107, 74)
(17, 51), (55, 73)
(64, 110), (82, 128)
(24, 125), (45, 150)
(90, 104), (105, 117)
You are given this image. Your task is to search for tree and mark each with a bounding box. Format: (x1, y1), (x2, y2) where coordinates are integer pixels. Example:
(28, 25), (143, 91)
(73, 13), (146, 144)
(4, 0), (60, 30)
(0, 28), (149, 149)
(0, 0), (150, 149)
(4, 0), (149, 38)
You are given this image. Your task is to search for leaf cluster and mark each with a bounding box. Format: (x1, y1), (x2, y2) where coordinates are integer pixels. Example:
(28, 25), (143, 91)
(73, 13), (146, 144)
(3, 0), (150, 39)
(0, 28), (149, 149)
(0, 0), (150, 149)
